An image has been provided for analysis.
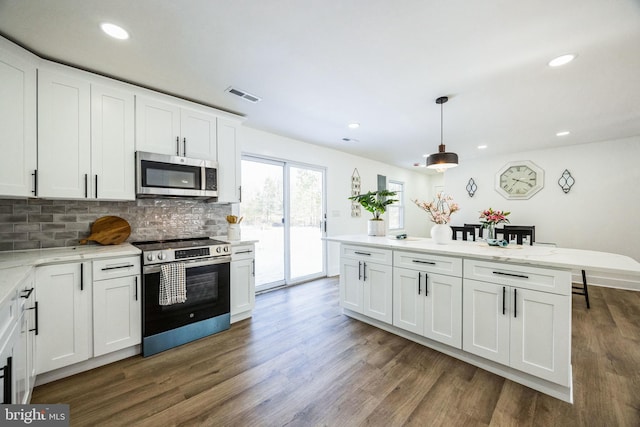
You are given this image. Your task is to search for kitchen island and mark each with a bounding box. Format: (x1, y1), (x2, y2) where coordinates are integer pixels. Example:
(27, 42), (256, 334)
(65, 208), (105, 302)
(326, 234), (640, 403)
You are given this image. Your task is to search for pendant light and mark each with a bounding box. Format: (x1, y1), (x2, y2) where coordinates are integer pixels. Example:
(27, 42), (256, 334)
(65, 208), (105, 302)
(426, 96), (458, 170)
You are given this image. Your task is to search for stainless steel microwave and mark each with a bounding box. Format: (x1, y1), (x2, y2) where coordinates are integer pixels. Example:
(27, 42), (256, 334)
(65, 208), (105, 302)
(136, 151), (218, 199)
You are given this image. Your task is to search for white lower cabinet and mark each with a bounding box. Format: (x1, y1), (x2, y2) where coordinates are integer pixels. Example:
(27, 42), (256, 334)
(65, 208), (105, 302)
(462, 260), (571, 386)
(35, 256), (141, 376)
(92, 257), (141, 357)
(35, 262), (91, 374)
(393, 251), (462, 348)
(230, 244), (256, 322)
(339, 245), (393, 324)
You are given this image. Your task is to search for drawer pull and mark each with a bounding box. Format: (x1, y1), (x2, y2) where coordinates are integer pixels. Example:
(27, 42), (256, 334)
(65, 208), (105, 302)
(235, 250), (253, 254)
(412, 260), (436, 265)
(492, 271), (529, 279)
(101, 264), (135, 271)
(28, 302), (38, 335)
(354, 251), (371, 256)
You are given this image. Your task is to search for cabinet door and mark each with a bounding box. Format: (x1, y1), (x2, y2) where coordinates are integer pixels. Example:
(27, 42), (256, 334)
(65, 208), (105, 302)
(362, 261), (393, 324)
(392, 267), (424, 335)
(181, 107), (217, 160)
(0, 45), (37, 198)
(93, 275), (141, 357)
(38, 69), (91, 198)
(424, 273), (462, 349)
(462, 279), (510, 365)
(35, 262), (91, 374)
(135, 95), (181, 155)
(510, 288), (570, 386)
(91, 84), (135, 200)
(0, 324), (17, 403)
(339, 258), (363, 313)
(230, 258), (255, 320)
(216, 118), (241, 203)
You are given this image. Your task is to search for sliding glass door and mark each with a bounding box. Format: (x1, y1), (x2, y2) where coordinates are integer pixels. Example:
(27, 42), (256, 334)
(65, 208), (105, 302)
(240, 156), (326, 291)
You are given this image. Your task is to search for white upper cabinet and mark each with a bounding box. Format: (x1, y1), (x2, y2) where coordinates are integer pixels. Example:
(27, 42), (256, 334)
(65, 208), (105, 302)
(0, 40), (37, 198)
(38, 68), (91, 199)
(135, 95), (181, 156)
(38, 66), (135, 200)
(216, 118), (241, 203)
(91, 84), (135, 200)
(181, 107), (217, 160)
(136, 95), (217, 160)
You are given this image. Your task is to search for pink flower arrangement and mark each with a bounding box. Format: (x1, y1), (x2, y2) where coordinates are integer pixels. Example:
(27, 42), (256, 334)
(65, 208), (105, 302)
(413, 193), (460, 224)
(479, 208), (510, 226)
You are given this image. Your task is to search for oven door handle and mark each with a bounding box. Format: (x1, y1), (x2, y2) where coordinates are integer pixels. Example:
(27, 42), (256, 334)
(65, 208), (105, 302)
(143, 256), (231, 274)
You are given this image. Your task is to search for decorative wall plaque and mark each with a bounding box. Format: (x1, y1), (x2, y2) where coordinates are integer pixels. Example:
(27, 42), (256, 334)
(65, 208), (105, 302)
(351, 168), (361, 217)
(558, 169), (575, 193)
(466, 178), (478, 197)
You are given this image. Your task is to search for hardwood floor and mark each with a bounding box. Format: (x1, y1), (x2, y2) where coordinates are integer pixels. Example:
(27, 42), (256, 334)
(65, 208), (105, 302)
(32, 278), (640, 426)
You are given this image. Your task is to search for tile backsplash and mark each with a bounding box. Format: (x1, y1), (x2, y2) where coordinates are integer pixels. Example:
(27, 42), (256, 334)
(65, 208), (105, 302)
(0, 198), (232, 251)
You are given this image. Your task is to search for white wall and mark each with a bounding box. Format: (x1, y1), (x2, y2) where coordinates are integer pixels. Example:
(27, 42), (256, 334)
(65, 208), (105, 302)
(240, 126), (433, 276)
(442, 136), (640, 288)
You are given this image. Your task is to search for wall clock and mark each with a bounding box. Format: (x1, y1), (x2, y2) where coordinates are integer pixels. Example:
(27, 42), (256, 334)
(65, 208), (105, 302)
(495, 160), (544, 200)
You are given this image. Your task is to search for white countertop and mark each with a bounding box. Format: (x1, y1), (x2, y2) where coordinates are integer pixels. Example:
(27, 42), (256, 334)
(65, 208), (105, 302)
(326, 235), (640, 277)
(0, 243), (141, 307)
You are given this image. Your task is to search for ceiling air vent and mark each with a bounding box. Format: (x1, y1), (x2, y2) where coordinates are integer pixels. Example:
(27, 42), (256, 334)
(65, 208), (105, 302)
(225, 86), (262, 103)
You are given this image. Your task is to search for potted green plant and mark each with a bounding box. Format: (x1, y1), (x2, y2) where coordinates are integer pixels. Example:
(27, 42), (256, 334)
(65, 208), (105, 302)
(349, 189), (398, 236)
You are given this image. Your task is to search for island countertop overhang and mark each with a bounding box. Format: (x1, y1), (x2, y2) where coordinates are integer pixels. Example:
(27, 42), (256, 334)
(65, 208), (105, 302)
(325, 235), (640, 278)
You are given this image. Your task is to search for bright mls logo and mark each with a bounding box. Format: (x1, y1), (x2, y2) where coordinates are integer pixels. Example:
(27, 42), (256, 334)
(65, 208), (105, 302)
(1, 404), (69, 426)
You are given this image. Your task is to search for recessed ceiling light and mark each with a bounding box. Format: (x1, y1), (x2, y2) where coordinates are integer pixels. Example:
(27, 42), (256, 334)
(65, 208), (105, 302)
(477, 145), (488, 149)
(556, 131), (571, 137)
(548, 54), (575, 67)
(348, 123), (360, 129)
(100, 22), (129, 40)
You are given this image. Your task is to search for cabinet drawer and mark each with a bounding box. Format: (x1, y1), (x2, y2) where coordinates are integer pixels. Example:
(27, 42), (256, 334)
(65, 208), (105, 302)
(342, 245), (392, 264)
(93, 256), (140, 281)
(394, 251), (462, 277)
(232, 244), (255, 261)
(463, 259), (571, 295)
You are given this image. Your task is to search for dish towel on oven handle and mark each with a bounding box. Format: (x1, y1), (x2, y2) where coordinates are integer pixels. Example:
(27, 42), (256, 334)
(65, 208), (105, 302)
(159, 263), (187, 305)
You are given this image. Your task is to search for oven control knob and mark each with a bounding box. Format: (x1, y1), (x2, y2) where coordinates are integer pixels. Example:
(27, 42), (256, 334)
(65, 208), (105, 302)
(216, 247), (222, 253)
(146, 253), (155, 261)
(157, 252), (166, 260)
(223, 246), (229, 252)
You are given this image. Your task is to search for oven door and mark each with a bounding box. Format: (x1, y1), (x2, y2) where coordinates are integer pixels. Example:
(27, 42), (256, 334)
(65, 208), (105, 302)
(142, 256), (230, 338)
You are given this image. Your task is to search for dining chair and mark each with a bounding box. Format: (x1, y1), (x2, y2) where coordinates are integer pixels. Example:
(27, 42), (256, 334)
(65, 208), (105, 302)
(502, 225), (536, 245)
(464, 223), (484, 239)
(533, 241), (590, 309)
(451, 225), (476, 241)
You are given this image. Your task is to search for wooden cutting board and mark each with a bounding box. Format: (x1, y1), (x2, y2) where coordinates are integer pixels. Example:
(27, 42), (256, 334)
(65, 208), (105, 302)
(79, 216), (131, 245)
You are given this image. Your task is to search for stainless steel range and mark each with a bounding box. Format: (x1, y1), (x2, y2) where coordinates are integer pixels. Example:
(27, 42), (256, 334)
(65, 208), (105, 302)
(133, 237), (231, 357)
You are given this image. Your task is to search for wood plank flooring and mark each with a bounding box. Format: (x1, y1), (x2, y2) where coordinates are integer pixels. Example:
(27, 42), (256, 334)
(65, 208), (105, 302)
(32, 278), (640, 426)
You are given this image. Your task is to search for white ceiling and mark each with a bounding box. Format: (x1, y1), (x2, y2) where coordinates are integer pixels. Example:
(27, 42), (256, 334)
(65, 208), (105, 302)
(1, 0), (639, 171)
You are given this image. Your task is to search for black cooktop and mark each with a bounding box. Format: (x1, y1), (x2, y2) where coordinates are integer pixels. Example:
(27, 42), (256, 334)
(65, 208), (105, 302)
(132, 237), (228, 252)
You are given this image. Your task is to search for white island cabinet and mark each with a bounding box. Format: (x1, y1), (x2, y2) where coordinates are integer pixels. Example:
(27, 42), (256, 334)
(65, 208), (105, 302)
(462, 259), (571, 386)
(328, 234), (640, 403)
(340, 245), (393, 324)
(393, 251), (463, 348)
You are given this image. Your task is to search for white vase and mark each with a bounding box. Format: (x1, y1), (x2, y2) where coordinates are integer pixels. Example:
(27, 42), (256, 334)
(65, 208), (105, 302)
(227, 224), (241, 241)
(368, 219), (386, 236)
(431, 224), (452, 244)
